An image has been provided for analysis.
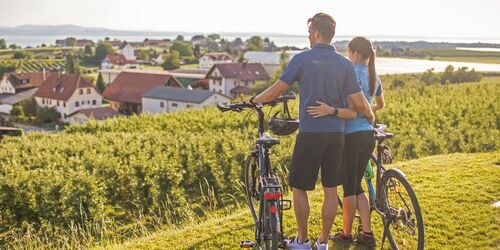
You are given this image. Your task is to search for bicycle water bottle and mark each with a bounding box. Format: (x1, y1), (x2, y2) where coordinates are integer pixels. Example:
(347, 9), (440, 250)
(364, 160), (375, 180)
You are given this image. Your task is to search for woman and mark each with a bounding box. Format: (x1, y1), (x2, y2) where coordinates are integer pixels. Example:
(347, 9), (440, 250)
(307, 36), (385, 247)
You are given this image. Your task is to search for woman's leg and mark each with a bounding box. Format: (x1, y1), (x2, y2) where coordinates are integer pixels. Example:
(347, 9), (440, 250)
(357, 193), (372, 233)
(355, 132), (376, 233)
(341, 133), (360, 235)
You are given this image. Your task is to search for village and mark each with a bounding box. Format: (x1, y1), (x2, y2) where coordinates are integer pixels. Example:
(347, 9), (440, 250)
(0, 36), (303, 129)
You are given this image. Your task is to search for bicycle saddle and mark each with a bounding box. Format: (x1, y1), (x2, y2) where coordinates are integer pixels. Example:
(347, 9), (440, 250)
(374, 124), (394, 140)
(256, 132), (280, 146)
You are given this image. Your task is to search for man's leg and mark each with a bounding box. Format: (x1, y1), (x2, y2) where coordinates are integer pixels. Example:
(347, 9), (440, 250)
(293, 187), (310, 242)
(319, 186), (338, 242)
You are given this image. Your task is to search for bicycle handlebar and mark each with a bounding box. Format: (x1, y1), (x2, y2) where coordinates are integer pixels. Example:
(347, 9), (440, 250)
(217, 92), (297, 113)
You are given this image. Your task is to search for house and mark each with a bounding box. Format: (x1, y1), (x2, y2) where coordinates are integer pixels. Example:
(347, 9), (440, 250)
(118, 42), (136, 61)
(54, 38), (95, 47)
(142, 85), (231, 114)
(167, 68), (209, 88)
(34, 74), (103, 122)
(108, 39), (124, 48)
(150, 54), (164, 65)
(199, 53), (234, 69)
(0, 71), (54, 94)
(102, 71), (183, 114)
(0, 88), (38, 114)
(67, 106), (120, 125)
(244, 51), (301, 75)
(101, 54), (139, 70)
(143, 39), (172, 48)
(76, 39), (95, 47)
(206, 62), (269, 98)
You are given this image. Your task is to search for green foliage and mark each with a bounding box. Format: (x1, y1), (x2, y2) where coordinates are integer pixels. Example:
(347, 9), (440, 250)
(0, 76), (498, 248)
(96, 72), (106, 93)
(246, 36), (263, 51)
(13, 51), (33, 59)
(0, 39), (7, 49)
(0, 60), (18, 75)
(66, 37), (77, 47)
(65, 53), (81, 74)
(84, 45), (93, 55)
(161, 51), (180, 70)
(170, 40), (193, 57)
(107, 152), (500, 250)
(95, 41), (114, 63)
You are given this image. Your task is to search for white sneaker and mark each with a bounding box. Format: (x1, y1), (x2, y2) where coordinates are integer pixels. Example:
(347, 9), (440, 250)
(285, 236), (311, 249)
(314, 238), (328, 250)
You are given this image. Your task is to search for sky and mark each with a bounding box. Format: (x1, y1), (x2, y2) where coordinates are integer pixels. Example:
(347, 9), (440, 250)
(0, 0), (499, 38)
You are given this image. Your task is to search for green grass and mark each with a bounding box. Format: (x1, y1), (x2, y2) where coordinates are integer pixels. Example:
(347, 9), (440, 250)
(99, 152), (500, 250)
(180, 63), (199, 69)
(142, 65), (165, 71)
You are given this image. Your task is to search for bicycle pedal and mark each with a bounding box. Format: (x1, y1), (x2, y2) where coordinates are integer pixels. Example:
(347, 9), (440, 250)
(280, 199), (292, 210)
(240, 240), (255, 248)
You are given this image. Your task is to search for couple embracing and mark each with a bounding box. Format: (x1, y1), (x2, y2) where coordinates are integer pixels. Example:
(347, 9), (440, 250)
(250, 12), (385, 249)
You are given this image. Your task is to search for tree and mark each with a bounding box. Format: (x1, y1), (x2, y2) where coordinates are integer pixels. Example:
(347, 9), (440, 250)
(175, 35), (184, 42)
(13, 51), (32, 59)
(84, 45), (93, 55)
(94, 41), (114, 63)
(246, 36), (263, 51)
(65, 53), (81, 74)
(193, 44), (201, 58)
(96, 73), (106, 93)
(9, 44), (18, 50)
(67, 37), (77, 47)
(136, 50), (149, 61)
(0, 39), (6, 49)
(170, 40), (193, 57)
(207, 34), (221, 41)
(161, 51), (180, 70)
(41, 43), (47, 47)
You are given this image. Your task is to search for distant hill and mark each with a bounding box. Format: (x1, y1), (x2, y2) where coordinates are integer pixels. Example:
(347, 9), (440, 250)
(0, 24), (295, 38)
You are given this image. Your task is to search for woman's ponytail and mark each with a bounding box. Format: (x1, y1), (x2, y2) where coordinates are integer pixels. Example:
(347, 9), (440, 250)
(368, 48), (376, 96)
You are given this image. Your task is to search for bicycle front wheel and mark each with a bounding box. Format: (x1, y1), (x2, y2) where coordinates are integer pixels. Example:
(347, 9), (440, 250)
(244, 155), (260, 224)
(381, 169), (424, 250)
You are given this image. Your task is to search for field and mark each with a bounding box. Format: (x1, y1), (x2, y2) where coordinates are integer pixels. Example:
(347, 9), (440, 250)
(0, 75), (498, 249)
(100, 152), (500, 250)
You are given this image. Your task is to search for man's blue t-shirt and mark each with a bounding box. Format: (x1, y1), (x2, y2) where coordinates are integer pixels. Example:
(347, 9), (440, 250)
(279, 43), (361, 133)
(345, 64), (383, 134)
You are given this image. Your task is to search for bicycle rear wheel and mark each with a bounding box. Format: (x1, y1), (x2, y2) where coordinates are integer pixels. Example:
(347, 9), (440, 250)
(381, 169), (424, 250)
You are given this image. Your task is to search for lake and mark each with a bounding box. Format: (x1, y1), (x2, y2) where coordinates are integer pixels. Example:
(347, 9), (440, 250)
(375, 57), (500, 74)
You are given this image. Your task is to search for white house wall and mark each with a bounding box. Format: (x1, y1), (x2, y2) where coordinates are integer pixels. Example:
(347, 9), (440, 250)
(0, 79), (15, 94)
(35, 87), (103, 122)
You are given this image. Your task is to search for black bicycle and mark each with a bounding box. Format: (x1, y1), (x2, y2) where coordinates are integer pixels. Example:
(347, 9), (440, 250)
(338, 124), (424, 249)
(217, 93), (297, 250)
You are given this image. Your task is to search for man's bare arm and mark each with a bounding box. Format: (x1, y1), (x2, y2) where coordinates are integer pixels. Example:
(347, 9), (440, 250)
(349, 91), (375, 124)
(252, 80), (289, 104)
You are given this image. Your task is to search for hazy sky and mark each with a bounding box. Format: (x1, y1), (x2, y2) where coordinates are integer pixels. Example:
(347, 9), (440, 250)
(1, 0), (499, 38)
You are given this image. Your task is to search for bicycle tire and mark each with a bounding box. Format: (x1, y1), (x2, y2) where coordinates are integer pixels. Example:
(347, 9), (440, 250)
(381, 169), (424, 250)
(244, 155), (260, 223)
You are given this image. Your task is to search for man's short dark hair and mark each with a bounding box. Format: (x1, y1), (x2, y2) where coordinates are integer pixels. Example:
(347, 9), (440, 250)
(308, 13), (336, 42)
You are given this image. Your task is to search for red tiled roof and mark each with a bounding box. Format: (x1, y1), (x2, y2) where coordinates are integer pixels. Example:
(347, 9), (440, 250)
(230, 86), (252, 94)
(102, 71), (183, 104)
(104, 54), (137, 65)
(5, 72), (55, 91)
(34, 74), (98, 101)
(191, 79), (209, 89)
(207, 63), (269, 81)
(203, 52), (233, 61)
(68, 107), (120, 120)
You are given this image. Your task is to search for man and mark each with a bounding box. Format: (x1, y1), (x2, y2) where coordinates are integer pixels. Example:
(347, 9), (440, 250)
(250, 13), (374, 249)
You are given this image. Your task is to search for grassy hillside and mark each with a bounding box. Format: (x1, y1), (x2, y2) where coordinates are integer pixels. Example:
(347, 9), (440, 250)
(0, 76), (498, 249)
(100, 152), (500, 250)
